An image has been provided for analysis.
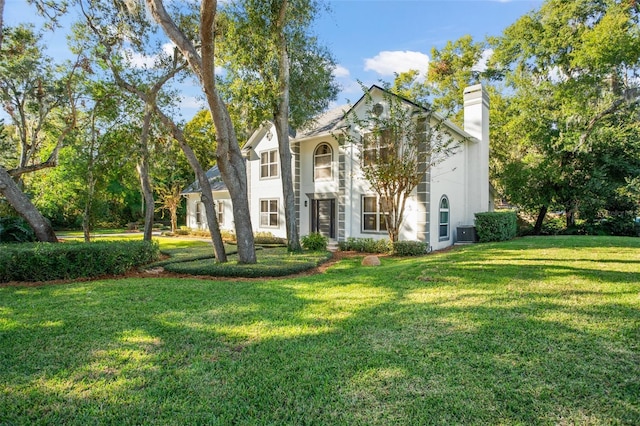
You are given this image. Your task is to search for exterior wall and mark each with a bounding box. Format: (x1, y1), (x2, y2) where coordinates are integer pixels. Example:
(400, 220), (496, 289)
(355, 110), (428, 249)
(245, 125), (288, 239)
(429, 137), (468, 251)
(183, 191), (233, 232)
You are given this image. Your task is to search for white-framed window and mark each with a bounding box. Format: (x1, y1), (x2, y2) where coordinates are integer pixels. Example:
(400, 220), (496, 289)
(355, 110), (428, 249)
(195, 201), (203, 225)
(439, 195), (450, 240)
(260, 149), (279, 179)
(362, 195), (389, 233)
(314, 143), (333, 181)
(216, 200), (224, 226)
(362, 129), (392, 167)
(260, 199), (279, 227)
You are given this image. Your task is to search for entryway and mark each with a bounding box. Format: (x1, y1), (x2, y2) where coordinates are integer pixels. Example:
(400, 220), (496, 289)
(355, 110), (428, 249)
(310, 198), (335, 239)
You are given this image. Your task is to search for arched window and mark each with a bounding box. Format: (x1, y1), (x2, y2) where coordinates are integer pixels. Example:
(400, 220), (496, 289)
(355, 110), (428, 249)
(439, 196), (450, 240)
(314, 143), (333, 181)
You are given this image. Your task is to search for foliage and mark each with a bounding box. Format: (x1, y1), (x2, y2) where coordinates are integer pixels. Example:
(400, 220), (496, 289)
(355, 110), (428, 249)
(488, 0), (640, 229)
(392, 240), (428, 256)
(162, 246), (331, 277)
(0, 240), (159, 282)
(0, 216), (36, 243)
(217, 0), (339, 132)
(155, 182), (184, 233)
(338, 237), (392, 254)
(300, 232), (327, 251)
(474, 211), (517, 243)
(342, 84), (459, 242)
(0, 236), (638, 424)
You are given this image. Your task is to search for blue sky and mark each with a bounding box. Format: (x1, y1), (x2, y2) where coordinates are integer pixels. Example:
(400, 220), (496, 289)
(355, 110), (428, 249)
(3, 0), (544, 119)
(316, 0), (544, 105)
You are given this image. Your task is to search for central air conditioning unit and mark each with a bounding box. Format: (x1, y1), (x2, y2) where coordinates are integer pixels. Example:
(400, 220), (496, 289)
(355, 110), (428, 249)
(457, 226), (477, 243)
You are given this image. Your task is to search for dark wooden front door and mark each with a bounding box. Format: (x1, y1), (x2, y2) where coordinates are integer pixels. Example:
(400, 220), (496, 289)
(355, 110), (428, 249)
(311, 199), (335, 239)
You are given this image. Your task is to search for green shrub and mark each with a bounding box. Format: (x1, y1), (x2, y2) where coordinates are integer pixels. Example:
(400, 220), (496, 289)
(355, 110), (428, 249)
(475, 211), (518, 243)
(392, 240), (428, 256)
(0, 217), (36, 243)
(0, 240), (159, 282)
(338, 237), (392, 253)
(301, 232), (328, 251)
(540, 216), (565, 235)
(254, 231), (286, 245)
(175, 228), (190, 235)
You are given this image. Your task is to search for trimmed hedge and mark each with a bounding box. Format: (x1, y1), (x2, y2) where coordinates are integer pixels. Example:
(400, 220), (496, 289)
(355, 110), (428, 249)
(392, 240), (429, 256)
(475, 211), (518, 243)
(0, 240), (160, 282)
(338, 237), (392, 253)
(163, 248), (331, 278)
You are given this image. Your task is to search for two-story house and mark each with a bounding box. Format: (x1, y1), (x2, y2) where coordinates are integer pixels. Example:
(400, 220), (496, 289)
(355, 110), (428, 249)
(182, 84), (491, 251)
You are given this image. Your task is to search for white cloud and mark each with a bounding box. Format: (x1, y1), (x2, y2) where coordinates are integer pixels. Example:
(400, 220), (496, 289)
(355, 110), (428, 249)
(125, 49), (157, 68)
(333, 64), (351, 78)
(364, 50), (429, 78)
(473, 49), (493, 72)
(179, 95), (205, 110)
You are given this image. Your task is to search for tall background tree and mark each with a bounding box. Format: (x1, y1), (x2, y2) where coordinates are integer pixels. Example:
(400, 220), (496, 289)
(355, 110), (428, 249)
(0, 23), (86, 242)
(218, 0), (338, 251)
(145, 0), (257, 263)
(489, 0), (640, 233)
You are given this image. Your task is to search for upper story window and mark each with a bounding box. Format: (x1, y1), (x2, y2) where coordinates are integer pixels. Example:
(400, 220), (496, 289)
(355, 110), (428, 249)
(260, 149), (279, 179)
(314, 143), (333, 181)
(439, 195), (450, 240)
(362, 129), (392, 167)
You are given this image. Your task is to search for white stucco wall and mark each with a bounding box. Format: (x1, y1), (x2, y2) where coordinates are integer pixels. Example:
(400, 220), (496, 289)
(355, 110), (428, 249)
(183, 191), (233, 232)
(246, 124), (288, 239)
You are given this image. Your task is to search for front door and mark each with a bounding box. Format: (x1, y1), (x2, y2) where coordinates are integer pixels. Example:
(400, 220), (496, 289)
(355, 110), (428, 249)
(311, 199), (335, 239)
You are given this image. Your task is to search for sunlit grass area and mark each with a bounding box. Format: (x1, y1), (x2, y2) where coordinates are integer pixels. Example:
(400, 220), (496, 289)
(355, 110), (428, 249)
(1, 236), (639, 424)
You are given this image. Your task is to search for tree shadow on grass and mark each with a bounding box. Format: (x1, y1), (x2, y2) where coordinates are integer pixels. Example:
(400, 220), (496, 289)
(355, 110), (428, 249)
(0, 240), (639, 424)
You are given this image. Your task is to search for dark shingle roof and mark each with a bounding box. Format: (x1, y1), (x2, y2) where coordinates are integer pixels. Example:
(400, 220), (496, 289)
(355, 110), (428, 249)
(181, 165), (227, 194)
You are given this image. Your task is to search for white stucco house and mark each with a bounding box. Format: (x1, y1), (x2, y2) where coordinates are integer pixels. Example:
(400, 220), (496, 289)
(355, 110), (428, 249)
(182, 84), (491, 251)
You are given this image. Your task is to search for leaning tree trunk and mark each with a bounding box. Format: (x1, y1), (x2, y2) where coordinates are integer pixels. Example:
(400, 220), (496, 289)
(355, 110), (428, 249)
(533, 205), (548, 235)
(146, 0), (256, 264)
(151, 104), (228, 263)
(274, 0), (301, 252)
(0, 166), (58, 242)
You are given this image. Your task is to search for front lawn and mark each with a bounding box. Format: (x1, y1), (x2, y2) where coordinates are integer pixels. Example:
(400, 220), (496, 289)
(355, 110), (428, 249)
(1, 236), (638, 424)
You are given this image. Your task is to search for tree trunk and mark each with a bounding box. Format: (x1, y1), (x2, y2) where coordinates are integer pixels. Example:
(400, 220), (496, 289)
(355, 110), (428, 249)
(170, 206), (178, 233)
(533, 205), (548, 235)
(146, 0), (256, 264)
(138, 108), (155, 241)
(82, 174), (94, 243)
(274, 0), (301, 252)
(151, 104), (228, 263)
(0, 166), (58, 242)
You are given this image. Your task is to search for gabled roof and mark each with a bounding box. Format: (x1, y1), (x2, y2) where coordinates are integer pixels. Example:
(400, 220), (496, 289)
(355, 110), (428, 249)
(294, 104), (350, 139)
(292, 84), (477, 143)
(181, 165), (227, 194)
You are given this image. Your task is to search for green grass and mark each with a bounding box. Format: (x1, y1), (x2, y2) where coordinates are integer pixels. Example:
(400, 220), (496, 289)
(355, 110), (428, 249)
(1, 236), (639, 425)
